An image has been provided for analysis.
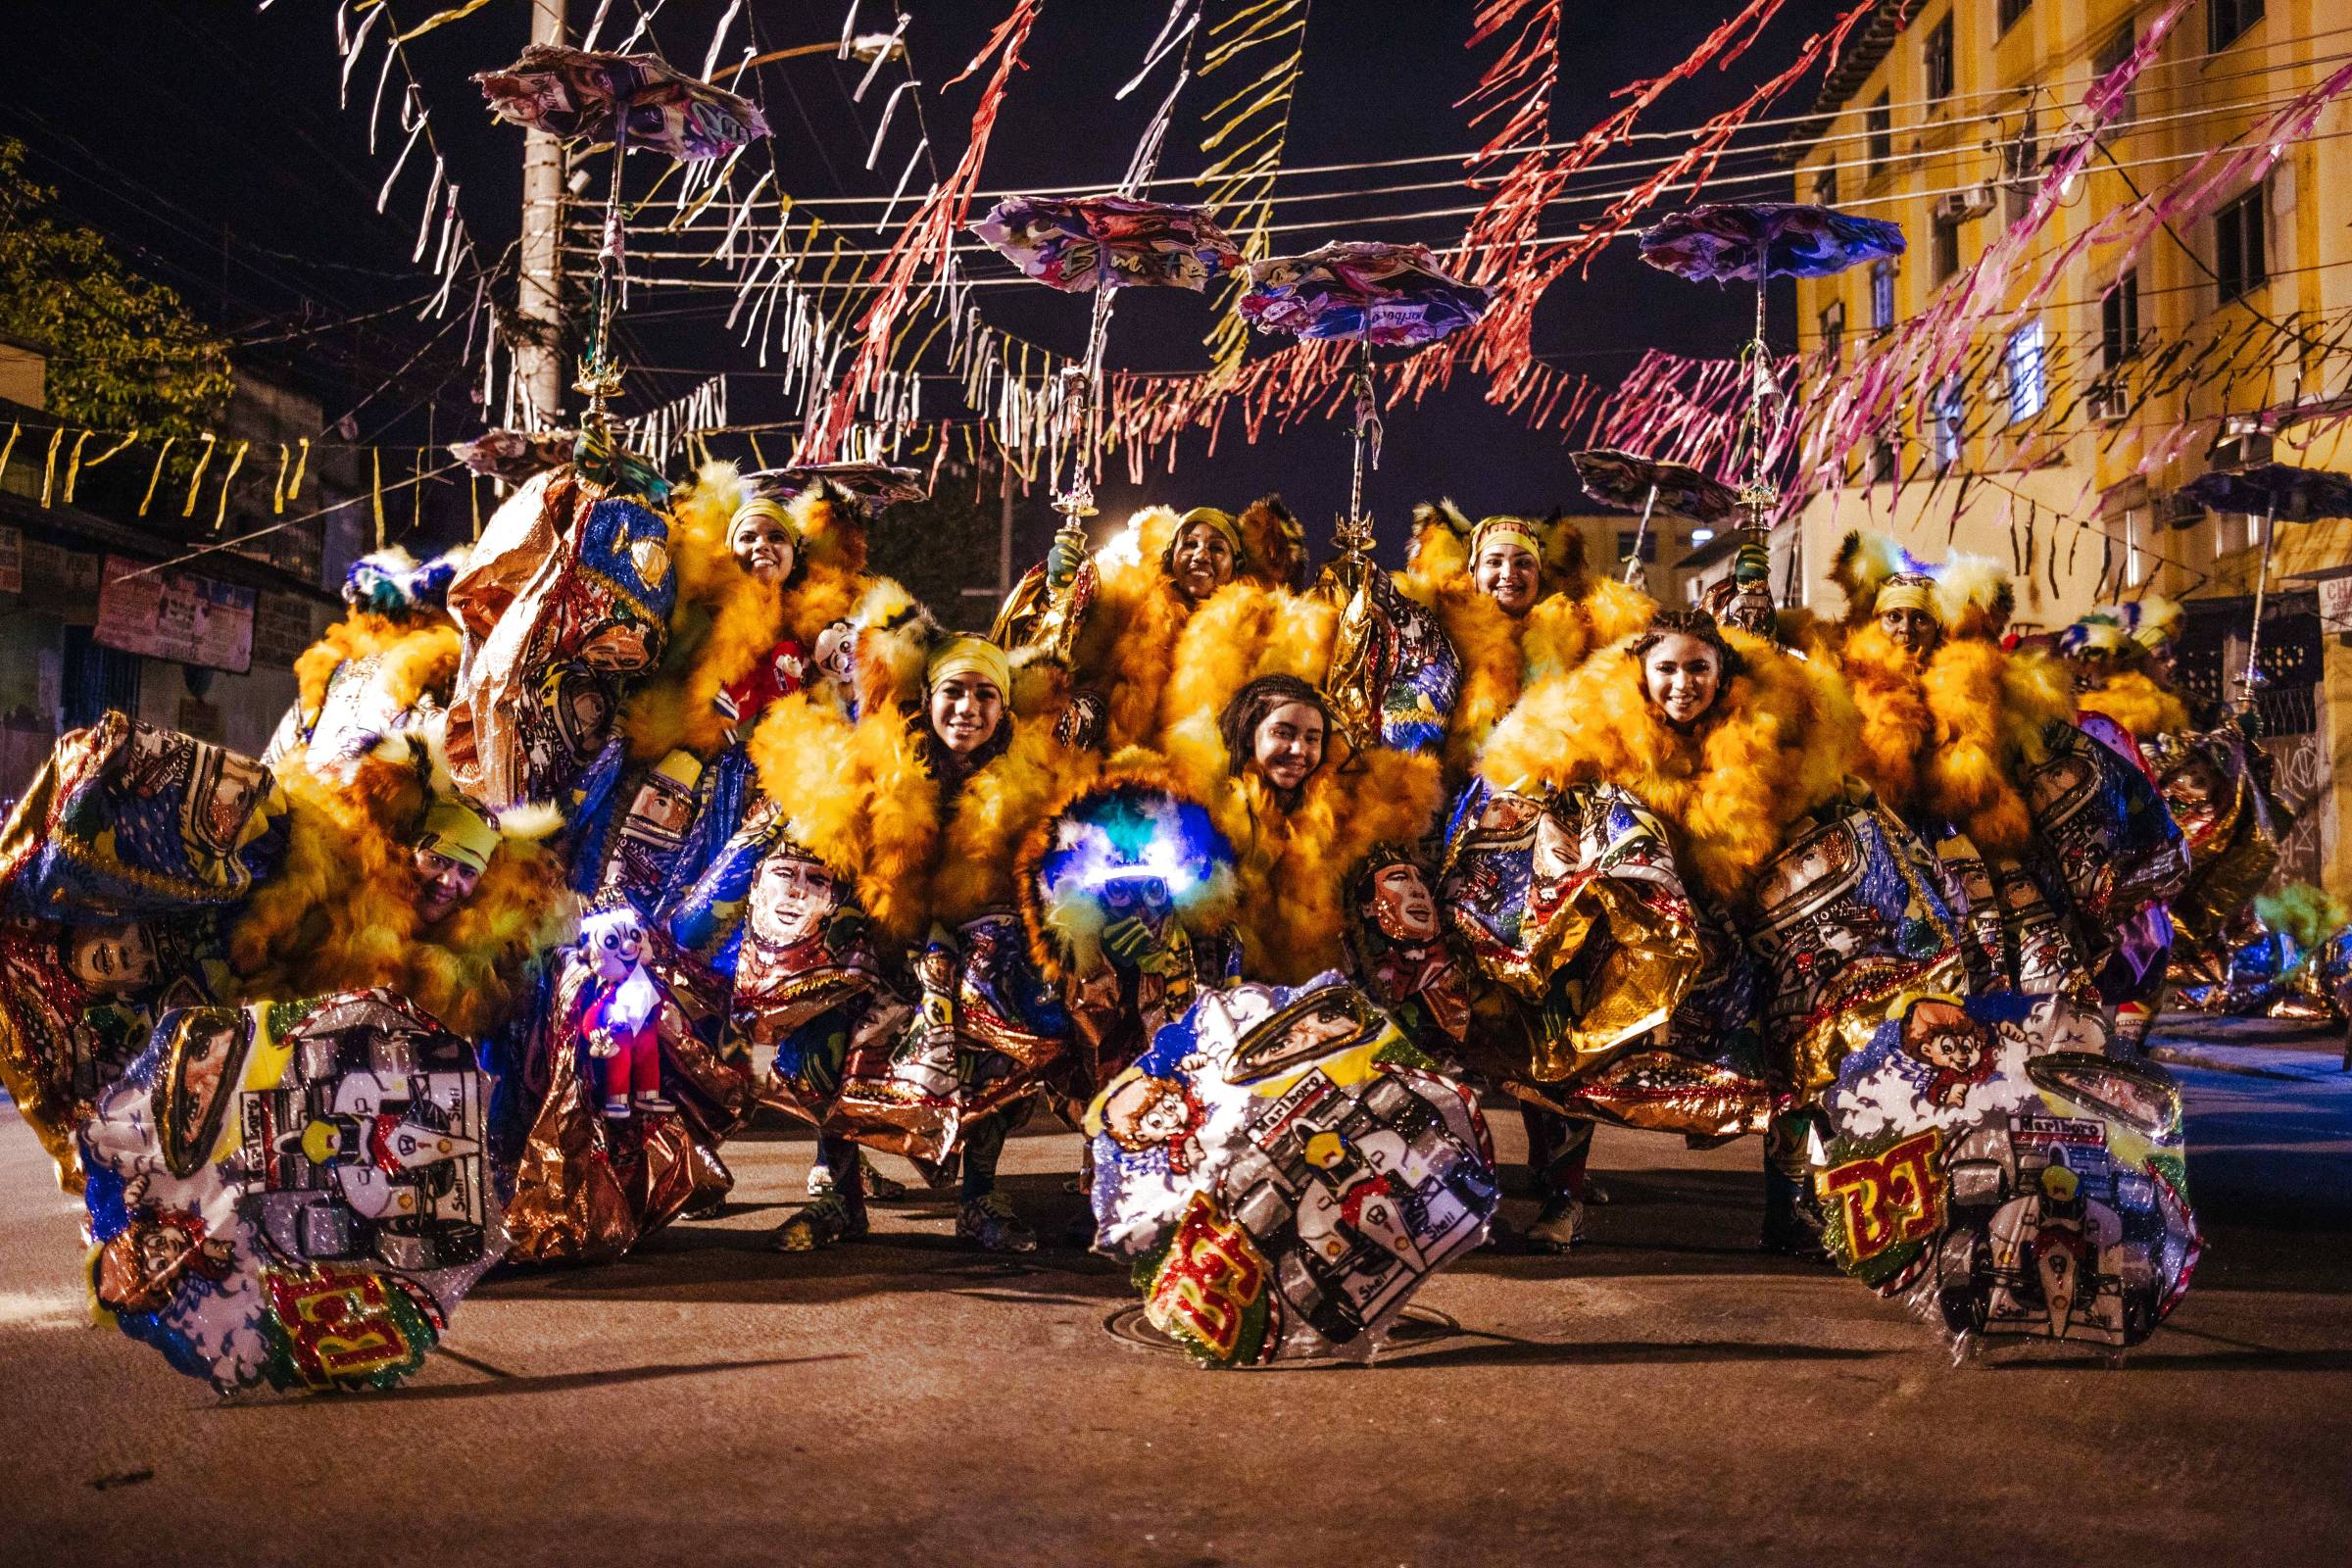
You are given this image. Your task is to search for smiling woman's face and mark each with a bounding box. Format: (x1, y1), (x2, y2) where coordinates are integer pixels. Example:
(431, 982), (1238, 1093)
(729, 513), (797, 584)
(1251, 701), (1327, 791)
(928, 673), (1005, 755)
(1473, 539), (1539, 614)
(1642, 632), (1723, 728)
(1169, 522), (1237, 603)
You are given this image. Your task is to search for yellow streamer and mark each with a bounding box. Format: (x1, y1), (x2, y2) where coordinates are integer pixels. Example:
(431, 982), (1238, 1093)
(394, 0), (495, 42)
(82, 429), (138, 468)
(213, 441), (249, 531)
(412, 447), (425, 535)
(180, 432), (218, 518)
(272, 443), (289, 514)
(38, 427), (64, 508)
(139, 436), (177, 515)
(371, 449), (385, 550)
(60, 429), (93, 503)
(289, 436), (311, 504)
(0, 422), (18, 488)
(469, 473), (481, 540)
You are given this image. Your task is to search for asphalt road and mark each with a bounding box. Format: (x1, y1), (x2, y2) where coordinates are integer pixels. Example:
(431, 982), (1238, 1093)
(2, 1024), (2347, 1568)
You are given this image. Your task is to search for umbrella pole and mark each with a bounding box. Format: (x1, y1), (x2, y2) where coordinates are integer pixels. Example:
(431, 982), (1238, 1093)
(2239, 498), (2279, 710)
(579, 119), (630, 434)
(1625, 483), (1658, 586)
(1339, 336), (1381, 583)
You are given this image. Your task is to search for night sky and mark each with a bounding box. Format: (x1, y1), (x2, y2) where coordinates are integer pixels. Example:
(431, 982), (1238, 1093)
(5, 0), (1855, 564)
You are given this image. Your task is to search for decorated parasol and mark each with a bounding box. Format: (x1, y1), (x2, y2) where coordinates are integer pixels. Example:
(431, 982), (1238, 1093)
(970, 192), (1242, 659)
(449, 428), (579, 485)
(742, 462), (931, 510)
(1238, 241), (1495, 585)
(1571, 448), (1742, 584)
(2179, 462), (2352, 704)
(476, 45), (769, 444)
(1639, 203), (1904, 551)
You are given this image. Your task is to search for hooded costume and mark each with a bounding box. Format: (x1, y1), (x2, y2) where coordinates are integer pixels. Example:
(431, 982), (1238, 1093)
(267, 545), (466, 782)
(1396, 501), (1655, 777)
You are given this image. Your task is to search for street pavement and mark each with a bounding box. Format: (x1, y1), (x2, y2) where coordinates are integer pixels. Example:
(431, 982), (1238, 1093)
(1, 1018), (2347, 1567)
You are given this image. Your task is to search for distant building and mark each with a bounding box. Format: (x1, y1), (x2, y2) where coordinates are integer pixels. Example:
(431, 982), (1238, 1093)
(1782, 0), (2350, 892)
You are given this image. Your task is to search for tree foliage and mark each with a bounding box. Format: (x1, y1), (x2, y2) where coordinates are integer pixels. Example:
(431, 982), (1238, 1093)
(0, 138), (233, 440)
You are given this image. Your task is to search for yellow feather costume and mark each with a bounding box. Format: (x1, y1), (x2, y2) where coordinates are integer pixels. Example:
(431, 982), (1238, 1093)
(618, 464), (871, 762)
(224, 751), (578, 1039)
(1396, 501), (1655, 773)
(749, 693), (1086, 949)
(2077, 668), (2192, 741)
(1479, 629), (1857, 908)
(291, 611), (461, 729)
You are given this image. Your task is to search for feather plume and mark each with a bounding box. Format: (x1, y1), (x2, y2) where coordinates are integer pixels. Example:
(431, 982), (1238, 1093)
(1829, 529), (1919, 623)
(2077, 669), (2190, 740)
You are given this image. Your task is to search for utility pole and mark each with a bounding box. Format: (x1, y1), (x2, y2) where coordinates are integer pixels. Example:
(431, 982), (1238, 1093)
(514, 0), (567, 427)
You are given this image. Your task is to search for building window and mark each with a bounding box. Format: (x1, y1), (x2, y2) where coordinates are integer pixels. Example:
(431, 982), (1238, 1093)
(2209, 0), (2264, 52)
(2002, 112), (2039, 222)
(2093, 24), (2137, 120)
(1924, 17), (1955, 101)
(1812, 162), (1838, 208)
(1617, 529), (1658, 564)
(1933, 219), (1962, 282)
(1871, 261), (1895, 330)
(2005, 319), (2047, 422)
(1929, 375), (1964, 470)
(1998, 0), (2033, 34)
(1819, 298), (1845, 364)
(2215, 185), (2267, 303)
(1867, 430), (1900, 485)
(2101, 270), (2140, 370)
(1866, 94), (1892, 176)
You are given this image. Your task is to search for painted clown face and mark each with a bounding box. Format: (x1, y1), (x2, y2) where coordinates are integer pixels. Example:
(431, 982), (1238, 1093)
(750, 854), (838, 949)
(585, 913), (645, 982)
(1368, 861), (1440, 944)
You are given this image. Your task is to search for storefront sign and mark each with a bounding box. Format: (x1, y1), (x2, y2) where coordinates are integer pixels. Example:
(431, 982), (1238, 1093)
(93, 555), (255, 673)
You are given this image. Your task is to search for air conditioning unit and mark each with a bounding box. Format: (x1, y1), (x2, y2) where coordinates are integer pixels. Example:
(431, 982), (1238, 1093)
(1933, 183), (1996, 223)
(2085, 384), (2129, 424)
(2159, 491), (2207, 530)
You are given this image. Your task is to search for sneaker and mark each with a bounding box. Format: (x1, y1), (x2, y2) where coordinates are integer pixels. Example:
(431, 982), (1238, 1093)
(1524, 1196), (1585, 1253)
(956, 1192), (1037, 1253)
(771, 1193), (868, 1252)
(861, 1155), (909, 1200)
(806, 1161), (837, 1198)
(633, 1091), (677, 1115)
(601, 1096), (632, 1120)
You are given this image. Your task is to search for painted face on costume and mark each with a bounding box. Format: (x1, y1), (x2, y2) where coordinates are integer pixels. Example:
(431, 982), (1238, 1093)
(1473, 540), (1540, 615)
(1103, 875), (1174, 927)
(586, 913), (644, 982)
(1169, 522), (1237, 603)
(1879, 606), (1941, 656)
(928, 673), (1004, 756)
(1250, 701), (1326, 792)
(1642, 632), (1723, 728)
(729, 514), (798, 585)
(413, 846), (483, 923)
(1369, 862), (1439, 944)
(752, 854), (837, 948)
(63, 922), (159, 996)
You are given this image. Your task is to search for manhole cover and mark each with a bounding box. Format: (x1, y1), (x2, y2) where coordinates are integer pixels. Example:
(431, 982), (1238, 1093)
(1102, 1301), (1459, 1366)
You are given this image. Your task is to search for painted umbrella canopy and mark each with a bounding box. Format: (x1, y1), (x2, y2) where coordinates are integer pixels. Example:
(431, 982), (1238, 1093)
(970, 194), (1242, 294)
(744, 464), (930, 509)
(449, 428), (577, 485)
(1239, 241), (1495, 346)
(2179, 463), (2352, 522)
(1571, 449), (1741, 524)
(474, 44), (769, 161)
(1639, 202), (1906, 283)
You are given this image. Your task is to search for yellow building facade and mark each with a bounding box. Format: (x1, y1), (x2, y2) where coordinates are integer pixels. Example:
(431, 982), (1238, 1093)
(1785, 0), (2352, 892)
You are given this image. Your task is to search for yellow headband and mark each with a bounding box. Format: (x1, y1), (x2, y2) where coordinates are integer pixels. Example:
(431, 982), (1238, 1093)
(416, 799), (500, 873)
(1176, 506), (1244, 557)
(729, 496), (799, 538)
(925, 636), (1010, 698)
(1874, 574), (1939, 619)
(1470, 514), (1542, 563)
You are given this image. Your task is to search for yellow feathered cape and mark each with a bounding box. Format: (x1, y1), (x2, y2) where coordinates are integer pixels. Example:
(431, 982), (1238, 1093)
(749, 695), (1085, 948)
(1478, 630), (1857, 907)
(2077, 668), (2192, 741)
(225, 752), (578, 1038)
(1839, 623), (2075, 855)
(292, 611), (461, 728)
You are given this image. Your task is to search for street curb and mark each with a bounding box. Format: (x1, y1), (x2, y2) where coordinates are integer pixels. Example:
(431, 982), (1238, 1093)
(2149, 1045), (2338, 1082)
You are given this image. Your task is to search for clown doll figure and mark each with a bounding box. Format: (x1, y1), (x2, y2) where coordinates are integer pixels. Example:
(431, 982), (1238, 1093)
(578, 906), (673, 1118)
